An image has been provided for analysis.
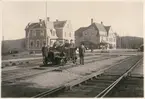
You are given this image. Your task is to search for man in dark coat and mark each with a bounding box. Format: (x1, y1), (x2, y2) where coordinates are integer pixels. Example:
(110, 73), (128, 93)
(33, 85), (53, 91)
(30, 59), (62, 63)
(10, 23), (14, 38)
(70, 39), (77, 63)
(63, 40), (70, 60)
(79, 43), (85, 65)
(42, 43), (48, 65)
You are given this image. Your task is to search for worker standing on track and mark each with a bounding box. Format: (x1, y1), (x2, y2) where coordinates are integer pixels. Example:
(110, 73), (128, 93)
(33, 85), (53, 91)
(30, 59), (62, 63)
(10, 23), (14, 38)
(42, 42), (48, 65)
(70, 39), (76, 63)
(64, 40), (70, 61)
(79, 43), (85, 65)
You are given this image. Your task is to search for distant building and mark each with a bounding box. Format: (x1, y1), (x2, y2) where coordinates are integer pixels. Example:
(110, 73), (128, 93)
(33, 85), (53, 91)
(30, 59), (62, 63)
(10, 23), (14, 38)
(75, 19), (117, 49)
(54, 19), (74, 43)
(25, 17), (74, 53)
(117, 36), (143, 49)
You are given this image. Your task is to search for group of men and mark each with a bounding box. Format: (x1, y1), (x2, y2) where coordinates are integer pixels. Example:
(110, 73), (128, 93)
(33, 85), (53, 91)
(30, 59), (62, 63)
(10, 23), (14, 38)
(42, 39), (85, 65)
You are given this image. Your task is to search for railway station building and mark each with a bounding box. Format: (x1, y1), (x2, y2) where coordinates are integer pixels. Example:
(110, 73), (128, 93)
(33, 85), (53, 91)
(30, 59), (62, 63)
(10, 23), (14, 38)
(75, 19), (117, 49)
(25, 17), (74, 53)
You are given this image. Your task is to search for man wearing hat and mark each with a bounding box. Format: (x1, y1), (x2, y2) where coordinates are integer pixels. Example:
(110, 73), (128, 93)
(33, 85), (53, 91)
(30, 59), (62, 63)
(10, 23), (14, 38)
(79, 43), (85, 65)
(70, 39), (77, 63)
(42, 42), (48, 65)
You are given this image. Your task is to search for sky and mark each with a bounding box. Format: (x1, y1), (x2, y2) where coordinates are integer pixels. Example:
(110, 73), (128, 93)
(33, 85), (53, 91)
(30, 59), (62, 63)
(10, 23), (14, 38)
(2, 1), (143, 40)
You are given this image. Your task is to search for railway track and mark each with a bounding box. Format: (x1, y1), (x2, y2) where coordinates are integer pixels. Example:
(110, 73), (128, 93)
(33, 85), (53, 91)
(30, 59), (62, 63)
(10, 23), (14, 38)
(2, 54), (103, 72)
(31, 55), (142, 98)
(2, 53), (98, 65)
(2, 54), (118, 82)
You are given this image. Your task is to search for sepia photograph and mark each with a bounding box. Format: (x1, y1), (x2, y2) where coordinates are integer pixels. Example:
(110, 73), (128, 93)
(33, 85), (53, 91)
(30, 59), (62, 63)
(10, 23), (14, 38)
(1, 0), (144, 98)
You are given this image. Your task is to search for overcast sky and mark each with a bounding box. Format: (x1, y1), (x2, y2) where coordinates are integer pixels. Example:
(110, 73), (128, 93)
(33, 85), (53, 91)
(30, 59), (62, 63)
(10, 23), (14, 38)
(2, 1), (143, 40)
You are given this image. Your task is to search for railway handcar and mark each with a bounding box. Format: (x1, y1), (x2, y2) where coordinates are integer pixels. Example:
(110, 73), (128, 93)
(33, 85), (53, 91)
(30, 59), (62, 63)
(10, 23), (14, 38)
(42, 39), (77, 66)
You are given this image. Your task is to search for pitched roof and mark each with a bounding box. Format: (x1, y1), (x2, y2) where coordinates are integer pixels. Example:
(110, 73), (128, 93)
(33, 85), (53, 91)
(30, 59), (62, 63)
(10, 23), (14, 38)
(75, 27), (87, 37)
(93, 23), (107, 32)
(89, 23), (107, 36)
(25, 23), (38, 30)
(104, 26), (111, 33)
(26, 20), (56, 30)
(25, 22), (45, 30)
(53, 21), (67, 28)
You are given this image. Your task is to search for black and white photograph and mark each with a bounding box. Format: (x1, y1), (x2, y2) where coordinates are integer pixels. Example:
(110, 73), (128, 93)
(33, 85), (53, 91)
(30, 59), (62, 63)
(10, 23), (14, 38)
(1, 0), (144, 98)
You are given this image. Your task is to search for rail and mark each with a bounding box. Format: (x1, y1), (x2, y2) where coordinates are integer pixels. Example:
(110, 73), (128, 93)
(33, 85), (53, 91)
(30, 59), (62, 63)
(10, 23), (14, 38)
(95, 57), (142, 98)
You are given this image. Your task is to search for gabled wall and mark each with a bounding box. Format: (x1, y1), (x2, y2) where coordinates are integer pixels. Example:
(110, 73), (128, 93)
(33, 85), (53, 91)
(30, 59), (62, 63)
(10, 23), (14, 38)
(62, 20), (74, 42)
(82, 26), (100, 45)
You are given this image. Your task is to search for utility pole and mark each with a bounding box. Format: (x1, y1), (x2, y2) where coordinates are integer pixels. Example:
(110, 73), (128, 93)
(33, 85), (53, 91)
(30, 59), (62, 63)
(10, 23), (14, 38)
(2, 36), (4, 47)
(2, 36), (4, 41)
(45, 1), (48, 46)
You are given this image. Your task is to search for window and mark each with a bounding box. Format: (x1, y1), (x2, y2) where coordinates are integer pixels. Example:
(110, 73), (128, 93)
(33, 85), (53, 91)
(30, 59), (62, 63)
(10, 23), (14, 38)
(36, 30), (40, 34)
(43, 40), (46, 46)
(30, 30), (33, 33)
(50, 29), (55, 36)
(50, 41), (53, 46)
(101, 36), (103, 41)
(69, 32), (71, 37)
(30, 40), (34, 48)
(31, 30), (36, 37)
(40, 30), (44, 36)
(47, 37), (49, 44)
(50, 29), (53, 35)
(36, 40), (40, 48)
(52, 31), (55, 36)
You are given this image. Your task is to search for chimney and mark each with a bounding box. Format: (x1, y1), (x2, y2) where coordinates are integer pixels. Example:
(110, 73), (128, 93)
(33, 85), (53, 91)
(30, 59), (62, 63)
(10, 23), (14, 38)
(56, 19), (58, 22)
(91, 18), (93, 24)
(47, 17), (50, 21)
(101, 21), (103, 25)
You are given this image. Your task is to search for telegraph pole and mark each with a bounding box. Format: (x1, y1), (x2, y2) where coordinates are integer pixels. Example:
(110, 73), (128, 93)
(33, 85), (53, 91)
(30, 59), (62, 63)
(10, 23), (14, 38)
(2, 36), (4, 46)
(2, 36), (4, 41)
(2, 36), (4, 54)
(45, 0), (48, 46)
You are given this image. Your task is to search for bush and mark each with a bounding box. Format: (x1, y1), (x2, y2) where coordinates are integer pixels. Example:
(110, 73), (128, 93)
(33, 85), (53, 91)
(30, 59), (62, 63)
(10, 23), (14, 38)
(26, 61), (29, 64)
(5, 64), (9, 66)
(12, 63), (16, 66)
